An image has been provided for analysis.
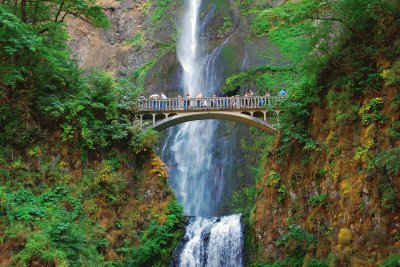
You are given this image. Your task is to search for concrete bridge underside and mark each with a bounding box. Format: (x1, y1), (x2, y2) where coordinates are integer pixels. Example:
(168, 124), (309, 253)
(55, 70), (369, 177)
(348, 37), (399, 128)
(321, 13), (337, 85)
(143, 111), (278, 134)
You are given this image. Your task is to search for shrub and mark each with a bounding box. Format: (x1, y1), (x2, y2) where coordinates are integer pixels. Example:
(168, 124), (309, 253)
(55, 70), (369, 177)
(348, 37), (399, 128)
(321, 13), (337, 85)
(358, 97), (385, 126)
(129, 201), (184, 266)
(380, 254), (400, 267)
(378, 184), (397, 212)
(370, 148), (400, 175)
(308, 194), (328, 207)
(276, 224), (316, 257)
(388, 121), (400, 140)
(307, 258), (328, 267)
(266, 170), (281, 188)
(277, 185), (288, 202)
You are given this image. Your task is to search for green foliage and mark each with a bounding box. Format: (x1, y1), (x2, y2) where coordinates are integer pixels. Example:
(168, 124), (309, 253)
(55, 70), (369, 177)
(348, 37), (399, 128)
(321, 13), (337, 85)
(241, 0), (400, 156)
(129, 127), (159, 154)
(39, 71), (145, 150)
(381, 60), (400, 86)
(5, 186), (103, 266)
(149, 0), (172, 24)
(277, 185), (287, 202)
(2, 0), (109, 28)
(308, 193), (328, 207)
(388, 121), (400, 140)
(276, 224), (316, 255)
(306, 259), (328, 267)
(218, 15), (233, 36)
(124, 32), (144, 48)
(132, 60), (155, 92)
(378, 183), (397, 212)
(128, 201), (184, 267)
(370, 148), (400, 175)
(380, 254), (400, 267)
(358, 97), (385, 126)
(263, 256), (305, 267)
(231, 185), (257, 214)
(266, 170), (281, 188)
(223, 65), (295, 95)
(0, 6), (41, 87)
(267, 24), (312, 64)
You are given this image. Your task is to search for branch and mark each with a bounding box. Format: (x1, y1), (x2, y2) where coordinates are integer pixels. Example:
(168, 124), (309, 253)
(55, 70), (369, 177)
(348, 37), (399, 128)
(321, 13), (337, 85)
(55, 0), (65, 22)
(64, 11), (93, 25)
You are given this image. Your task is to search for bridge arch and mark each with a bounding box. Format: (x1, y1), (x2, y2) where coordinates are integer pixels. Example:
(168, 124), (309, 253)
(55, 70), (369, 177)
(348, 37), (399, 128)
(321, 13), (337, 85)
(145, 111), (278, 134)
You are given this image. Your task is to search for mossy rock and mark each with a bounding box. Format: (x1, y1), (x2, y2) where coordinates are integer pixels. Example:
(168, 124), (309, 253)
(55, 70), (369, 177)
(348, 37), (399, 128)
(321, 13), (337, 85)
(338, 228), (352, 245)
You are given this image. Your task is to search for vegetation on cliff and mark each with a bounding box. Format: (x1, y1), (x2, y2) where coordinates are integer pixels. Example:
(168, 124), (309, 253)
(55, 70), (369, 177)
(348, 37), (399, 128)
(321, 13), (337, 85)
(227, 0), (400, 266)
(0, 1), (184, 266)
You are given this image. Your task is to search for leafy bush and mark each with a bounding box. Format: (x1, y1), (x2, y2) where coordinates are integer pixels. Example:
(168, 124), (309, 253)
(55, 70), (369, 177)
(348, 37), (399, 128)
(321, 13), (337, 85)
(307, 259), (328, 267)
(388, 121), (400, 140)
(370, 148), (400, 175)
(380, 254), (400, 267)
(308, 193), (328, 207)
(266, 170), (281, 188)
(264, 256), (305, 267)
(276, 224), (316, 255)
(277, 185), (288, 202)
(378, 184), (397, 212)
(5, 187), (103, 266)
(358, 98), (385, 126)
(128, 201), (184, 266)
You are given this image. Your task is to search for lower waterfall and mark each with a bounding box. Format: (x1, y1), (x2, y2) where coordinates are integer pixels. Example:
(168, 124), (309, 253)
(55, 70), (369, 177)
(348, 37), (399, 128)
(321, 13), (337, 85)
(173, 215), (243, 267)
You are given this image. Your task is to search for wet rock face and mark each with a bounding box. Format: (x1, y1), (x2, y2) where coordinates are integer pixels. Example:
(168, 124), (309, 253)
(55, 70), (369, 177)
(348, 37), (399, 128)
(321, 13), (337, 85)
(144, 48), (182, 97)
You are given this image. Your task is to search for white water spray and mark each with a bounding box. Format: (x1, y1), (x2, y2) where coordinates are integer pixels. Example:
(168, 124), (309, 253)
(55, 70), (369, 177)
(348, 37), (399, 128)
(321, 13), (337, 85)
(178, 215), (243, 267)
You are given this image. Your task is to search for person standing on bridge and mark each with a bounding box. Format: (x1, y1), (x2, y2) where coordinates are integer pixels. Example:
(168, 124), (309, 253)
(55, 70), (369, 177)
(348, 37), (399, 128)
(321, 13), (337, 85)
(196, 92), (203, 108)
(263, 90), (271, 107)
(149, 92), (159, 110)
(279, 89), (287, 96)
(138, 94), (145, 109)
(160, 92), (167, 110)
(244, 91), (250, 107)
(177, 95), (183, 109)
(185, 93), (190, 110)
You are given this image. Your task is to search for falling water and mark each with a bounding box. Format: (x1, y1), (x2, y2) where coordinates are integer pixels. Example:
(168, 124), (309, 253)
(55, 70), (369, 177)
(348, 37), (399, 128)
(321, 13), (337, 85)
(177, 215), (243, 267)
(171, 0), (229, 217)
(162, 0), (244, 265)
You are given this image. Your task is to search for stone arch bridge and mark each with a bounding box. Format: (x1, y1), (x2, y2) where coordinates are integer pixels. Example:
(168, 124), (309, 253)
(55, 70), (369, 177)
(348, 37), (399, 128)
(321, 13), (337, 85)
(137, 96), (284, 134)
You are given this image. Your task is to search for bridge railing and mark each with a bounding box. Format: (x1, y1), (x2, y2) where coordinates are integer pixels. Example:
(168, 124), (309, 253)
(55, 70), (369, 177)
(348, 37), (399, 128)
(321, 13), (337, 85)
(137, 96), (285, 112)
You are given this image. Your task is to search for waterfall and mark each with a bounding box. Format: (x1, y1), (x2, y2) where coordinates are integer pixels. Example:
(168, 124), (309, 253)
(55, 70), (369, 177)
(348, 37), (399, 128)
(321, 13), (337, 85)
(171, 0), (229, 217)
(162, 0), (244, 265)
(176, 215), (243, 267)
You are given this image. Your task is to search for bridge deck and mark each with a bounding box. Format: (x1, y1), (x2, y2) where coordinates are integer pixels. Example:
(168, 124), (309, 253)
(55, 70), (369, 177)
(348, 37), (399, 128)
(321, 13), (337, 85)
(138, 96), (285, 113)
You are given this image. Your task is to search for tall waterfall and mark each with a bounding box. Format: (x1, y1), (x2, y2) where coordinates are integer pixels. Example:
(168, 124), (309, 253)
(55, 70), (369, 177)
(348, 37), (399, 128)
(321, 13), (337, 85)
(162, 0), (244, 265)
(170, 0), (229, 217)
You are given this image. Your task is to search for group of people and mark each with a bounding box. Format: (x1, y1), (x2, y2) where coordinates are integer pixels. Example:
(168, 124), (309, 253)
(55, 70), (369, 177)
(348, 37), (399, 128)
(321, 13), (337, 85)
(139, 89), (287, 110)
(141, 89), (287, 100)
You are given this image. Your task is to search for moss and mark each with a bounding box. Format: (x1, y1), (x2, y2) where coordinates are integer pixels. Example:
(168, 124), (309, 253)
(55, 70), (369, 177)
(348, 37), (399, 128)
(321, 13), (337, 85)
(338, 228), (352, 246)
